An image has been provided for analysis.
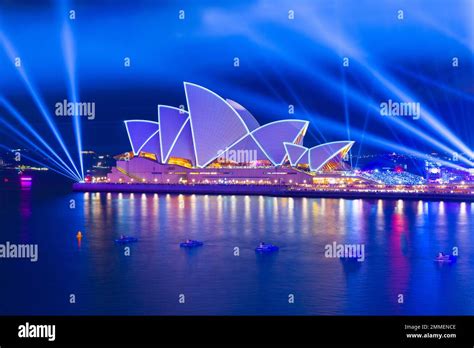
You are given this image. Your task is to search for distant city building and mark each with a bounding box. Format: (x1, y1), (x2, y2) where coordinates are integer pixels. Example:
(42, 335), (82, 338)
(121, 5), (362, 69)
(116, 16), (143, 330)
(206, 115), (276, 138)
(82, 150), (115, 177)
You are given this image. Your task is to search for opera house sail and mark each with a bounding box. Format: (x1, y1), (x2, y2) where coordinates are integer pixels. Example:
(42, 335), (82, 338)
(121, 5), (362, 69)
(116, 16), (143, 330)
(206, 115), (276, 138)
(107, 82), (355, 185)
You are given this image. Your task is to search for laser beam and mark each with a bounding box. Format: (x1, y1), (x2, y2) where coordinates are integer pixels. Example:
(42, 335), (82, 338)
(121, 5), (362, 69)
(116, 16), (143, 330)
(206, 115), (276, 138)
(0, 31), (82, 180)
(0, 97), (82, 180)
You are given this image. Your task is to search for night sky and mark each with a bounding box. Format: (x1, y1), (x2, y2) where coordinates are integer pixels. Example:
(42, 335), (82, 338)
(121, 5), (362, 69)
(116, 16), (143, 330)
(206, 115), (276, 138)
(0, 0), (472, 160)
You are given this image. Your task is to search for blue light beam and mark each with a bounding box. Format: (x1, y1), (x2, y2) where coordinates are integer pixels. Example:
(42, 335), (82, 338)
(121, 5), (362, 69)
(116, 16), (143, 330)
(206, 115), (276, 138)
(0, 117), (82, 181)
(0, 31), (82, 180)
(0, 97), (82, 180)
(0, 143), (78, 181)
(61, 15), (84, 181)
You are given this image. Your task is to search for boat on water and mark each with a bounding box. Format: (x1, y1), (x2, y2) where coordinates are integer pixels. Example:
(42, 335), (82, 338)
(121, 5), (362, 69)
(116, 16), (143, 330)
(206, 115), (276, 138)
(115, 236), (138, 244)
(434, 252), (456, 263)
(180, 240), (204, 248)
(255, 242), (279, 253)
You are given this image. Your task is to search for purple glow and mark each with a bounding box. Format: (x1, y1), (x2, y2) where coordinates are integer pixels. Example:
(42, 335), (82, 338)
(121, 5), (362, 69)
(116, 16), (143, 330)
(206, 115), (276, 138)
(223, 134), (269, 161)
(252, 120), (308, 165)
(308, 141), (354, 171)
(226, 99), (260, 131)
(167, 120), (196, 165)
(138, 132), (161, 159)
(124, 120), (159, 155)
(158, 106), (189, 163)
(284, 143), (308, 166)
(20, 176), (32, 189)
(184, 82), (248, 167)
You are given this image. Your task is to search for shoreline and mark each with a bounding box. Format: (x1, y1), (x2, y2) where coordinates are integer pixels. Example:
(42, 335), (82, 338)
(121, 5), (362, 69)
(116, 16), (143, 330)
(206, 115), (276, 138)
(72, 183), (474, 202)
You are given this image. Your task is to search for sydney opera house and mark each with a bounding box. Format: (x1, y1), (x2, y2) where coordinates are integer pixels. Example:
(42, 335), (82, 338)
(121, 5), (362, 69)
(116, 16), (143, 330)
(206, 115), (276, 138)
(107, 82), (355, 186)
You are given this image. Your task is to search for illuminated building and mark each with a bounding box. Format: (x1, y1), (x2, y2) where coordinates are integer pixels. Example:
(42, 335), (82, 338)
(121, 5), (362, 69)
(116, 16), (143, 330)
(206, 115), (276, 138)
(107, 83), (355, 185)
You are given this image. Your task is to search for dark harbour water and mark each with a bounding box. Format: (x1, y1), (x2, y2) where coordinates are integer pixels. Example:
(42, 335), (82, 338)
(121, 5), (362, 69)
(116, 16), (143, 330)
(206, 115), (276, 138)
(0, 176), (474, 315)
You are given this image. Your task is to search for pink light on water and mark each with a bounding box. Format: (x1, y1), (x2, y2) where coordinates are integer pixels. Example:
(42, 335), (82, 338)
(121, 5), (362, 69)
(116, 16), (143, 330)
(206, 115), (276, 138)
(20, 176), (32, 189)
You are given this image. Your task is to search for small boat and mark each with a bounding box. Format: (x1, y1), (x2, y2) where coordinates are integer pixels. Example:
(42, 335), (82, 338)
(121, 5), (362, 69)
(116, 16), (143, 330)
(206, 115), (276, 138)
(115, 236), (138, 244)
(434, 253), (456, 263)
(180, 240), (203, 248)
(255, 243), (279, 253)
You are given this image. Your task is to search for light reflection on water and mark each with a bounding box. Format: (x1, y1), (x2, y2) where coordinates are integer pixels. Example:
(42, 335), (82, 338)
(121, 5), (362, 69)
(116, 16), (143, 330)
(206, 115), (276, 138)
(1, 189), (474, 315)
